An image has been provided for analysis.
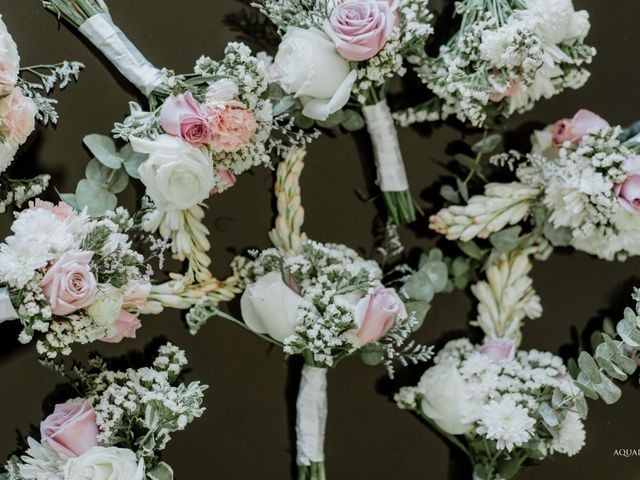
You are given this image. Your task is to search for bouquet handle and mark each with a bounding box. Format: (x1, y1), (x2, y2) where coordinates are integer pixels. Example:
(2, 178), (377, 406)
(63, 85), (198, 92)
(78, 13), (163, 96)
(362, 99), (415, 224)
(296, 364), (328, 479)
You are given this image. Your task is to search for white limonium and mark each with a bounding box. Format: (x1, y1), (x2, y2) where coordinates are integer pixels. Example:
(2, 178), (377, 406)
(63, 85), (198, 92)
(396, 338), (588, 480)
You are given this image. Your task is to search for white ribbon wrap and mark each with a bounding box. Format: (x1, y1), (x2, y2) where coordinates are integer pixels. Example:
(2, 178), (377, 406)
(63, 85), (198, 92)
(79, 13), (164, 97)
(296, 365), (328, 466)
(362, 100), (409, 193)
(0, 287), (18, 323)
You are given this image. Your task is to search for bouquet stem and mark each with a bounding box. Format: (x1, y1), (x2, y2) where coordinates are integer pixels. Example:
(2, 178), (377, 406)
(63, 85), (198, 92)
(362, 99), (416, 225)
(296, 364), (328, 479)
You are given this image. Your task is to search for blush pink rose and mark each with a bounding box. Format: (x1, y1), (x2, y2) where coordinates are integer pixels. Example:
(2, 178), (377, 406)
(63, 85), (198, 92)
(0, 88), (37, 146)
(615, 156), (640, 214)
(354, 286), (406, 345)
(551, 109), (609, 148)
(210, 169), (237, 195)
(100, 309), (142, 343)
(28, 199), (76, 221)
(324, 1), (396, 61)
(40, 401), (99, 457)
(41, 251), (97, 316)
(207, 104), (257, 152)
(159, 92), (211, 147)
(479, 338), (516, 363)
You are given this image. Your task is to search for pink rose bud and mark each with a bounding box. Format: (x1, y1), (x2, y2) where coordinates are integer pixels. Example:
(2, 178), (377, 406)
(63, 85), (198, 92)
(210, 169), (237, 195)
(41, 251), (98, 316)
(324, 1), (396, 61)
(479, 338), (516, 363)
(207, 104), (257, 152)
(159, 92), (211, 147)
(551, 109), (609, 148)
(100, 309), (142, 344)
(40, 401), (99, 457)
(28, 199), (76, 222)
(615, 156), (640, 214)
(354, 286), (406, 345)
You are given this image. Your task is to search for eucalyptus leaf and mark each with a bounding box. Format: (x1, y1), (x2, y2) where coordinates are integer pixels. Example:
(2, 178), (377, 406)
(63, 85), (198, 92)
(440, 184), (460, 204)
(147, 462), (174, 480)
(294, 112), (314, 130)
(83, 134), (122, 169)
(316, 110), (345, 129)
(106, 168), (129, 194)
(341, 110), (365, 131)
(458, 240), (483, 260)
(360, 344), (384, 366)
(577, 351), (602, 384)
(456, 177), (469, 202)
(403, 270), (435, 302)
(496, 454), (524, 479)
(75, 179), (117, 217)
(471, 133), (502, 154)
(420, 261), (448, 292)
(121, 143), (147, 179)
(538, 402), (559, 427)
(272, 95), (297, 117)
(594, 374), (622, 404)
(58, 193), (78, 210)
(489, 226), (521, 253)
(454, 153), (480, 173)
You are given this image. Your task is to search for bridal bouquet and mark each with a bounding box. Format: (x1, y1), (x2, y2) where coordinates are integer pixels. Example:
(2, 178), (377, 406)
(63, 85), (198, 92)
(0, 200), (157, 357)
(396, 338), (588, 480)
(43, 0), (313, 288)
(254, 0), (434, 224)
(232, 239), (440, 478)
(1, 343), (207, 480)
(430, 110), (640, 261)
(0, 15), (83, 212)
(395, 0), (595, 128)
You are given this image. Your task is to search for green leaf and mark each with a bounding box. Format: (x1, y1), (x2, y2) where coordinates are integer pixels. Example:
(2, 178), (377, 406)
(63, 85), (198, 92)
(360, 343), (384, 366)
(121, 143), (147, 179)
(451, 256), (470, 277)
(272, 95), (297, 117)
(58, 193), (78, 210)
(538, 402), (559, 427)
(83, 134), (122, 169)
(456, 177), (469, 202)
(618, 308), (640, 347)
(601, 334), (637, 375)
(578, 351), (602, 384)
(594, 374), (622, 404)
(457, 240), (483, 260)
(454, 153), (481, 174)
(496, 454), (524, 479)
(106, 168), (129, 194)
(440, 184), (460, 204)
(85, 159), (129, 194)
(471, 133), (502, 154)
(489, 226), (521, 253)
(316, 110), (346, 129)
(341, 110), (365, 131)
(576, 372), (598, 400)
(75, 179), (117, 217)
(294, 112), (314, 130)
(147, 463), (174, 480)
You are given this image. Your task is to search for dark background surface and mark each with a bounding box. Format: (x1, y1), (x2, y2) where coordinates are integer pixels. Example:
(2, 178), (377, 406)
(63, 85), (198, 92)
(1, 1), (640, 479)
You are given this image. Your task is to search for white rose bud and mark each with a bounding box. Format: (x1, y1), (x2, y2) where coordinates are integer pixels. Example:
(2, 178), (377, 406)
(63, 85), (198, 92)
(131, 135), (215, 211)
(240, 271), (303, 342)
(205, 78), (239, 103)
(273, 27), (357, 121)
(63, 446), (145, 480)
(417, 362), (479, 435)
(88, 285), (124, 328)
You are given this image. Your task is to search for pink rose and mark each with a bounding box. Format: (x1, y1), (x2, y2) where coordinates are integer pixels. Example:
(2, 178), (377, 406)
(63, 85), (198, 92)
(40, 401), (99, 457)
(551, 109), (609, 148)
(28, 199), (76, 222)
(615, 156), (640, 214)
(479, 338), (516, 363)
(207, 104), (257, 152)
(0, 20), (20, 96)
(41, 251), (98, 316)
(159, 92), (211, 147)
(354, 286), (406, 345)
(0, 88), (37, 146)
(100, 309), (142, 343)
(324, 1), (396, 61)
(210, 169), (237, 195)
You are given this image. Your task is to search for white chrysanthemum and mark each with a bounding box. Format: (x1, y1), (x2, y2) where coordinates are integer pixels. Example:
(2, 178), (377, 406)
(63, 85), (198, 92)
(477, 397), (536, 451)
(0, 236), (51, 287)
(16, 437), (68, 480)
(550, 411), (586, 456)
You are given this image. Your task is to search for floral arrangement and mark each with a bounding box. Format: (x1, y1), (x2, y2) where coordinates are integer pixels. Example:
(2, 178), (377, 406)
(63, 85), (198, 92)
(430, 109), (640, 261)
(232, 239), (437, 478)
(396, 0), (595, 128)
(396, 337), (588, 480)
(0, 200), (159, 357)
(254, 0), (434, 224)
(1, 343), (207, 480)
(0, 15), (83, 212)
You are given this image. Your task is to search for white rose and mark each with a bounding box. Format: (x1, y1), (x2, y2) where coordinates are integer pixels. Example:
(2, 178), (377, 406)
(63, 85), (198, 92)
(240, 271), (303, 342)
(565, 10), (591, 43)
(0, 16), (20, 95)
(88, 285), (124, 328)
(131, 135), (215, 211)
(417, 362), (477, 435)
(64, 446), (145, 480)
(273, 27), (357, 121)
(205, 78), (239, 103)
